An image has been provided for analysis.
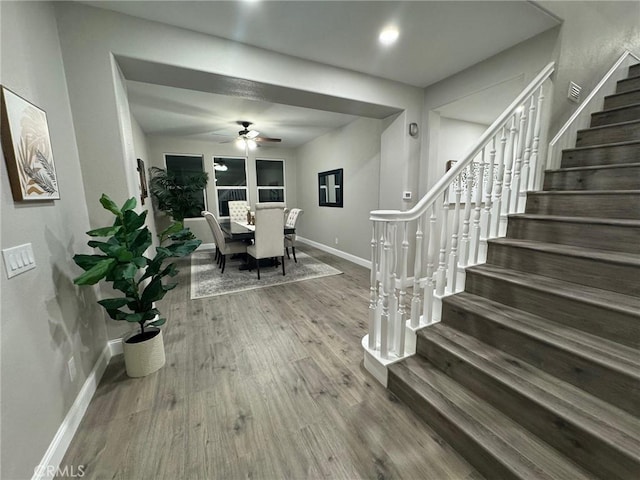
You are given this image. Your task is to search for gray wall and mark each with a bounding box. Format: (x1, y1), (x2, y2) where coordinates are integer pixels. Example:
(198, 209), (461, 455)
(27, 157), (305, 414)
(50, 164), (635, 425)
(0, 2), (108, 478)
(537, 1), (640, 133)
(420, 28), (560, 194)
(419, 1), (640, 197)
(53, 1), (423, 236)
(295, 118), (382, 261)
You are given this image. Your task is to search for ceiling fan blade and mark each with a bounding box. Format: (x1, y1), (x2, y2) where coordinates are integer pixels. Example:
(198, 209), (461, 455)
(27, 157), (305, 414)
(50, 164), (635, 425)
(245, 130), (260, 139)
(255, 136), (282, 143)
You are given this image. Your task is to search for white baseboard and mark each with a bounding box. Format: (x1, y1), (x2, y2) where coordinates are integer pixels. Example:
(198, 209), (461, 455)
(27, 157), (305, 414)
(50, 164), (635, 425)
(108, 337), (123, 356)
(297, 236), (371, 269)
(32, 339), (121, 480)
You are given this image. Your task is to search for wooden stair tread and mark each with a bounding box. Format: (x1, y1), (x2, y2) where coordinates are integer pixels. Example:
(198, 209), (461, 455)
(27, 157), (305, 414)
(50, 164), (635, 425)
(577, 118), (640, 133)
(562, 139), (640, 153)
(488, 237), (640, 266)
(546, 162), (640, 173)
(419, 325), (640, 457)
(390, 357), (597, 480)
(606, 88), (640, 99)
(529, 189), (640, 195)
(466, 264), (640, 316)
(446, 292), (640, 383)
(594, 102), (640, 116)
(508, 213), (640, 227)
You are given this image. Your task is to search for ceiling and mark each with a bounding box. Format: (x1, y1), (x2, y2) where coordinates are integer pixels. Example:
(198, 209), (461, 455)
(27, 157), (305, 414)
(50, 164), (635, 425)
(84, 1), (560, 147)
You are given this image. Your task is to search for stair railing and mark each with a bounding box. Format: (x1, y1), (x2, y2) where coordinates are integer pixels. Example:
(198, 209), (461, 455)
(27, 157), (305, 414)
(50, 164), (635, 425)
(363, 62), (555, 385)
(547, 50), (640, 170)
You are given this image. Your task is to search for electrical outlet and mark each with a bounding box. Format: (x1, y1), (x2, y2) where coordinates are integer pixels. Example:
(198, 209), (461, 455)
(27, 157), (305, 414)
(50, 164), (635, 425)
(334, 237), (339, 245)
(67, 357), (76, 382)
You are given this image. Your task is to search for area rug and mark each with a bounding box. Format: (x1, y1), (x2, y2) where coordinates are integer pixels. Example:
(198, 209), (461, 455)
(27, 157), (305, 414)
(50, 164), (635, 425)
(191, 248), (342, 299)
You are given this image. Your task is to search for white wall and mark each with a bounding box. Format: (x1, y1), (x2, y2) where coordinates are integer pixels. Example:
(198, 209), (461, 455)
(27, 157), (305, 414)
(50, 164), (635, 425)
(438, 118), (489, 168)
(145, 135), (298, 246)
(0, 2), (108, 478)
(295, 118), (382, 262)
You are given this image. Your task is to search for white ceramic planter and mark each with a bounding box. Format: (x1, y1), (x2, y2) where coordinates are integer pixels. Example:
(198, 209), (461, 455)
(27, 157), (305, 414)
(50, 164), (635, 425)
(122, 328), (166, 378)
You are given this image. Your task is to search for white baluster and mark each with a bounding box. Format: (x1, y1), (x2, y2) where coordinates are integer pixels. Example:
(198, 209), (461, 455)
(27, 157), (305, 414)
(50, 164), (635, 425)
(448, 174), (462, 294)
(423, 205), (437, 325)
(379, 225), (391, 358)
(435, 189), (449, 298)
(530, 85), (546, 191)
(482, 139), (496, 257)
(411, 215), (424, 328)
(388, 224), (397, 352)
(519, 96), (537, 209)
(396, 222), (409, 356)
(500, 117), (517, 235)
(492, 127), (507, 237)
(511, 106), (527, 214)
(368, 222), (378, 350)
(459, 162), (473, 269)
(473, 150), (485, 264)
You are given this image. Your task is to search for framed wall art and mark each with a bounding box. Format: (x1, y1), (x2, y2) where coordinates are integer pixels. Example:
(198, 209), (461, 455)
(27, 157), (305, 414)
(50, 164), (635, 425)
(137, 158), (148, 205)
(1, 86), (60, 201)
(318, 168), (343, 207)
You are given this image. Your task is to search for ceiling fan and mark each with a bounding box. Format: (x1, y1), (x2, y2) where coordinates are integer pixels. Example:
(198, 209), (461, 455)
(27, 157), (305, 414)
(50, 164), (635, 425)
(219, 121), (282, 150)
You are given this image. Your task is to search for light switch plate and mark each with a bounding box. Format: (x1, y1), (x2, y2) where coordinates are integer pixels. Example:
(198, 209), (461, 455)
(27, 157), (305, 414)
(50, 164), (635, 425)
(403, 191), (412, 200)
(2, 243), (36, 279)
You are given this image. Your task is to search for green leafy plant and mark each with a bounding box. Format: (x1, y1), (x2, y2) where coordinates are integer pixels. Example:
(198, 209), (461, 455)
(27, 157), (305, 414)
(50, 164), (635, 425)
(149, 166), (209, 221)
(73, 194), (201, 336)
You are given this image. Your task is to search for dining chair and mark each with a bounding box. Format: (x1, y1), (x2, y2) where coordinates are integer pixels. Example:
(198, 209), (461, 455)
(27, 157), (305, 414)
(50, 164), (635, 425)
(228, 200), (249, 223)
(202, 211), (247, 274)
(284, 208), (304, 262)
(246, 202), (286, 279)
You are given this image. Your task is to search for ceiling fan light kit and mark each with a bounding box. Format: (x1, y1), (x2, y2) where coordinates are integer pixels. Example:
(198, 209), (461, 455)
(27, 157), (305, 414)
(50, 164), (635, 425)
(234, 120), (282, 147)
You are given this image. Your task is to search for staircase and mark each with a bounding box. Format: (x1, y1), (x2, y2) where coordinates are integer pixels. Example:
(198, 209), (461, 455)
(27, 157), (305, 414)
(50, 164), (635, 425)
(387, 64), (640, 479)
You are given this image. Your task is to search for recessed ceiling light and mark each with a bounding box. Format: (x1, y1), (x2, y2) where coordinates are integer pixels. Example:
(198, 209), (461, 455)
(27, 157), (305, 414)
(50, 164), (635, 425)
(379, 26), (399, 46)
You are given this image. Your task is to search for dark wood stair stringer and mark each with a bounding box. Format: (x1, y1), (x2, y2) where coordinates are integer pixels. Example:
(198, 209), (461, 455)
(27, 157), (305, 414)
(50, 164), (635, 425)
(387, 63), (640, 480)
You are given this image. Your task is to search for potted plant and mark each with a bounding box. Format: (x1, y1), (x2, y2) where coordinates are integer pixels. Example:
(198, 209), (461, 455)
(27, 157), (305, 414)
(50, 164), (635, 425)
(73, 194), (200, 377)
(148, 166), (209, 222)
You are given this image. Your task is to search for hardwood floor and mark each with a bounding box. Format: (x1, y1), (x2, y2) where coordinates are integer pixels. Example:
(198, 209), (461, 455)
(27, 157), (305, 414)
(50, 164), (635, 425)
(59, 245), (479, 479)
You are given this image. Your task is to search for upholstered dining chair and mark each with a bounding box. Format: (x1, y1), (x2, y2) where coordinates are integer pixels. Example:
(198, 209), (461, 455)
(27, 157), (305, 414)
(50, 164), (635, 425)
(246, 202), (286, 279)
(202, 211), (247, 274)
(284, 208), (304, 262)
(228, 200), (249, 223)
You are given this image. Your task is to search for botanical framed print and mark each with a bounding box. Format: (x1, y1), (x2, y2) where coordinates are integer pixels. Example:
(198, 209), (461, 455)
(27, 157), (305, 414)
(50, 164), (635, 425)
(1, 86), (60, 201)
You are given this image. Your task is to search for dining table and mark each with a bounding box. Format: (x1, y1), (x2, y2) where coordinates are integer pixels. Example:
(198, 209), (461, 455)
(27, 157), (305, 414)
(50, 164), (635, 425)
(218, 219), (295, 241)
(218, 219), (296, 270)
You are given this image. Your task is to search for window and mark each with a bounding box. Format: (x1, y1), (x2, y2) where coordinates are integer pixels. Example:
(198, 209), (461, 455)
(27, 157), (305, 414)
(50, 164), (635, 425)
(256, 159), (285, 203)
(213, 157), (248, 216)
(164, 154), (206, 218)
